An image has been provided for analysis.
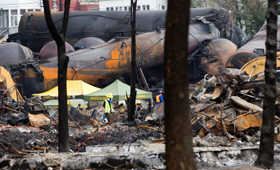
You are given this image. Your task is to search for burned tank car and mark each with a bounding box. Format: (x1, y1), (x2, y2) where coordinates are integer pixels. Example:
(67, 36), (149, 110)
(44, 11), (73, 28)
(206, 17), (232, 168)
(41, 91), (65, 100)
(226, 17), (280, 69)
(0, 42), (33, 66)
(187, 7), (248, 81)
(9, 10), (167, 52)
(18, 30), (165, 97)
(8, 7), (246, 53)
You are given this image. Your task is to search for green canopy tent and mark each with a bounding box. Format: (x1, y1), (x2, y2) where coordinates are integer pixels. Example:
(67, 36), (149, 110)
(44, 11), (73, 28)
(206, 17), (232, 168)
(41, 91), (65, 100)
(84, 79), (152, 101)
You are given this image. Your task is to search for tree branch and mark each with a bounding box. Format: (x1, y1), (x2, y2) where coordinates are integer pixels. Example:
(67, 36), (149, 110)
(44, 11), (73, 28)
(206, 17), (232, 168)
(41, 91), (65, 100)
(43, 0), (64, 44)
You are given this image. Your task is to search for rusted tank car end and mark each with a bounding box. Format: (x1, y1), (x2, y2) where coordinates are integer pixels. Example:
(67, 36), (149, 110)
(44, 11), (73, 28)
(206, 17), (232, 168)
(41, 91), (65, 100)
(0, 43), (33, 66)
(198, 38), (237, 76)
(188, 38), (237, 81)
(39, 41), (75, 59)
(226, 17), (280, 71)
(226, 51), (260, 69)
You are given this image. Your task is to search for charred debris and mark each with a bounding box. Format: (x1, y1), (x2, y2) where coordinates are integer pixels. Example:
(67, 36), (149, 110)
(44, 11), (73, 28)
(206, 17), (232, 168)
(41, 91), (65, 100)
(0, 68), (280, 154)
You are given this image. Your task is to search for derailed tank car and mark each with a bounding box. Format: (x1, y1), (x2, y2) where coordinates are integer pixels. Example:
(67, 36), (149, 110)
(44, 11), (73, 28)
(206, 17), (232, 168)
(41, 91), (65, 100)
(226, 17), (280, 69)
(6, 7), (249, 97)
(9, 10), (167, 52)
(15, 30), (165, 97)
(8, 7), (247, 53)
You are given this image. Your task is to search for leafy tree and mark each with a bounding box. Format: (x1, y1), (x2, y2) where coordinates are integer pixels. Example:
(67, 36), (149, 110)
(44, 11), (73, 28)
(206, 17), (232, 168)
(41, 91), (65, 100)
(191, 0), (267, 38)
(191, 0), (208, 8)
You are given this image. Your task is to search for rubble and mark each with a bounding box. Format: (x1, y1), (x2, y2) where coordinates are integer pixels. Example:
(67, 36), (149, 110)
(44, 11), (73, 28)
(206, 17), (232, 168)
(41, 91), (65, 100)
(189, 68), (280, 145)
(1, 66), (280, 169)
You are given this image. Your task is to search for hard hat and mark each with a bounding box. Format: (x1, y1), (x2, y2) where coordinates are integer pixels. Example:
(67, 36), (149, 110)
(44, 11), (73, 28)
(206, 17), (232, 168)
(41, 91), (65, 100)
(67, 101), (71, 105)
(106, 93), (113, 98)
(159, 91), (162, 94)
(136, 100), (141, 104)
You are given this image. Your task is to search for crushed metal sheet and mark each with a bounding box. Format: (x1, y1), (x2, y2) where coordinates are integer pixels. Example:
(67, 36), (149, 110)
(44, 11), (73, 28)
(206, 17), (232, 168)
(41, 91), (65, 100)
(230, 112), (263, 132)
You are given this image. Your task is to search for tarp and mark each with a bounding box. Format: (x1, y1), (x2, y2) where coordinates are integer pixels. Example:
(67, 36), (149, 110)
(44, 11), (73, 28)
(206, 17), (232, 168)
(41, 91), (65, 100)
(32, 80), (100, 99)
(84, 79), (152, 101)
(43, 99), (88, 109)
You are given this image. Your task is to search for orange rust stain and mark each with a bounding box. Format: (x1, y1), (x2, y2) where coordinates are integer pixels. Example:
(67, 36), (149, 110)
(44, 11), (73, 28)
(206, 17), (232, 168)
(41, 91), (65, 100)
(105, 42), (131, 69)
(105, 42), (140, 69)
(152, 43), (163, 59)
(156, 44), (163, 57)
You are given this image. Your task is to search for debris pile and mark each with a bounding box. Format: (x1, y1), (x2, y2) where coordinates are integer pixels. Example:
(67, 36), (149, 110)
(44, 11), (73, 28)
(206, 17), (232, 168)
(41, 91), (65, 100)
(190, 68), (279, 145)
(0, 97), (164, 156)
(2, 67), (280, 168)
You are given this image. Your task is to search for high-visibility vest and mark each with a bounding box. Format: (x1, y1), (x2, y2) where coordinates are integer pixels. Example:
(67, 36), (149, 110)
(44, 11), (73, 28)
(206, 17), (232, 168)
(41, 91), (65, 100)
(156, 95), (161, 103)
(104, 100), (112, 113)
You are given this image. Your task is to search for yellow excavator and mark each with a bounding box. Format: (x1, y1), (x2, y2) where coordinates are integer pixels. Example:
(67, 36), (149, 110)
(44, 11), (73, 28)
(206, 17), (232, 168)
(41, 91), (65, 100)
(240, 52), (280, 78)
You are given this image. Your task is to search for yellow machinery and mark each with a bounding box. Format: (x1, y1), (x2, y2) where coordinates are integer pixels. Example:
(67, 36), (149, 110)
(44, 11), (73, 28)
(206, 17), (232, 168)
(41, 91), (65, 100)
(0, 66), (24, 102)
(241, 52), (280, 79)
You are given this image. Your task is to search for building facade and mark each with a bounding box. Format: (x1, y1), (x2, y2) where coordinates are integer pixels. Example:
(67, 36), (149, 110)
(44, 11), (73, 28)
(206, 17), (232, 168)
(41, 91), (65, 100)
(0, 0), (99, 37)
(0, 0), (43, 36)
(50, 0), (98, 11)
(99, 0), (167, 11)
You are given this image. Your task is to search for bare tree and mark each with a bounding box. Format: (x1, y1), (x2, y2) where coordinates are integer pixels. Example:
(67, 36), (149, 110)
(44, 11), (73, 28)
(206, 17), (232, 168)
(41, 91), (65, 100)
(164, 1), (196, 170)
(127, 0), (137, 122)
(43, 0), (70, 152)
(254, 0), (277, 168)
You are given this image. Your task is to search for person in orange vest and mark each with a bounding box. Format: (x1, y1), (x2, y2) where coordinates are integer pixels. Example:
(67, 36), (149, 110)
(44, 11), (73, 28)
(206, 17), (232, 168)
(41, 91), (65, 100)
(155, 91), (164, 104)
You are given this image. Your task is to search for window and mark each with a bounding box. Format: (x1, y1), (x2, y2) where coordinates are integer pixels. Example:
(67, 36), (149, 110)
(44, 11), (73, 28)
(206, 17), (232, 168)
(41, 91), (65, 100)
(90, 8), (98, 11)
(119, 6), (122, 11)
(147, 5), (150, 10)
(11, 9), (18, 26)
(35, 9), (41, 11)
(115, 7), (118, 11)
(28, 9), (33, 11)
(137, 6), (140, 10)
(124, 6), (127, 11)
(0, 10), (8, 28)
(106, 7), (109, 11)
(20, 9), (26, 16)
(162, 5), (165, 10)
(0, 11), (4, 28)
(142, 5), (146, 10)
(111, 7), (114, 11)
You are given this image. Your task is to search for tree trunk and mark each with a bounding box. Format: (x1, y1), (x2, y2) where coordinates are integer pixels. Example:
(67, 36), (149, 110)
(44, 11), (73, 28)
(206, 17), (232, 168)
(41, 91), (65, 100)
(254, 0), (277, 168)
(164, 1), (196, 170)
(43, 0), (70, 152)
(127, 0), (137, 122)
